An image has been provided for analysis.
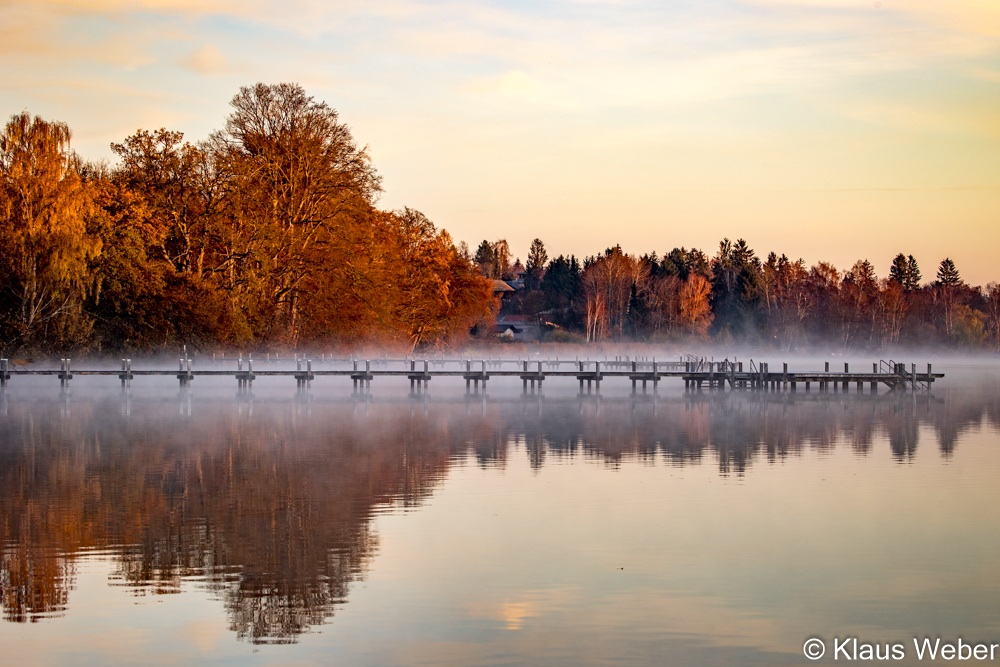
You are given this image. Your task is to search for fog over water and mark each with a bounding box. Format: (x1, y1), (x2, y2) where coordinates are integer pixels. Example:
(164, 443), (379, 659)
(2, 355), (999, 665)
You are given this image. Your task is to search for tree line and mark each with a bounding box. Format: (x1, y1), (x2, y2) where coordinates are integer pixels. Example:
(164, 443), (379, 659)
(476, 237), (1000, 350)
(3, 82), (999, 354)
(0, 83), (493, 355)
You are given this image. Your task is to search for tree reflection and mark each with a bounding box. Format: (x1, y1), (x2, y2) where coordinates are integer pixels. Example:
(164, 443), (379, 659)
(0, 397), (455, 642)
(0, 382), (996, 640)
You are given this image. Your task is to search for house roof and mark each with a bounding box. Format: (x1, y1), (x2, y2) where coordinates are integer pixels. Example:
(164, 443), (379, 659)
(492, 280), (515, 293)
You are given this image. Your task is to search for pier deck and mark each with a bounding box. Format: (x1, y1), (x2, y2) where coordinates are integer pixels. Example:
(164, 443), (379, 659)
(0, 357), (944, 394)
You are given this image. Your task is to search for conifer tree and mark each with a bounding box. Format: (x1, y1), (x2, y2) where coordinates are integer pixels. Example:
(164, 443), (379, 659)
(935, 258), (961, 286)
(525, 238), (548, 290)
(888, 253), (921, 291)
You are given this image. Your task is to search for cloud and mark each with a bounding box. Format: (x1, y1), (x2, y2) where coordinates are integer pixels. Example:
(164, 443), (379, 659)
(463, 70), (555, 105)
(744, 0), (1000, 39)
(16, 0), (241, 15)
(180, 45), (229, 75)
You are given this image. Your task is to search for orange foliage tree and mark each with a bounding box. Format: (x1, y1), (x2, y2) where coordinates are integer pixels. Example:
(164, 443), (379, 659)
(0, 113), (101, 351)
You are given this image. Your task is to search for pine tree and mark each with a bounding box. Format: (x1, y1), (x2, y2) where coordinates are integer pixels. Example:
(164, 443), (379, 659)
(888, 253), (921, 291)
(934, 258), (963, 339)
(904, 255), (921, 290)
(935, 258), (961, 286)
(474, 240), (496, 278)
(525, 238), (548, 291)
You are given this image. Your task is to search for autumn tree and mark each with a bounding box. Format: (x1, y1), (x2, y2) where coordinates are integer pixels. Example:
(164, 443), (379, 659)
(296, 208), (491, 349)
(985, 283), (1000, 351)
(581, 246), (646, 341)
(85, 173), (168, 348)
(0, 113), (101, 351)
(492, 239), (512, 280)
(634, 254), (676, 337)
(677, 274), (713, 336)
(111, 128), (223, 277)
(384, 208), (492, 349)
(876, 278), (908, 347)
(211, 82), (381, 344)
(760, 253), (812, 348)
(805, 261), (840, 343)
(837, 259), (878, 348)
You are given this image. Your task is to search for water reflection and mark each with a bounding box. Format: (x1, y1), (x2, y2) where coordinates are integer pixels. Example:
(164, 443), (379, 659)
(1, 380), (998, 644)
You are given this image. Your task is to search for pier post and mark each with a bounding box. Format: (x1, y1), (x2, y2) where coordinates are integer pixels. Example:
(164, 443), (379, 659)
(120, 358), (131, 388)
(0, 358), (7, 387)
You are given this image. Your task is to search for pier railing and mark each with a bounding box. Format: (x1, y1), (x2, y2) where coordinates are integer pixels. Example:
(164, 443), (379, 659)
(0, 355), (944, 395)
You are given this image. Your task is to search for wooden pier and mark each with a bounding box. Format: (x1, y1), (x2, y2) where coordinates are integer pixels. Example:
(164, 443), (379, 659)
(0, 356), (944, 394)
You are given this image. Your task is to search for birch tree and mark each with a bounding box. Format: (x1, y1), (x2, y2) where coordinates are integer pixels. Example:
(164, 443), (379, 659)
(0, 113), (101, 349)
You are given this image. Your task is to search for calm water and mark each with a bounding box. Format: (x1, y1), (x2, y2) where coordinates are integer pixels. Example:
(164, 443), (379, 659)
(2, 362), (1000, 666)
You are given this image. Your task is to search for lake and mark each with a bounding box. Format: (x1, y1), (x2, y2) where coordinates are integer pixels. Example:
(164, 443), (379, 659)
(2, 359), (999, 665)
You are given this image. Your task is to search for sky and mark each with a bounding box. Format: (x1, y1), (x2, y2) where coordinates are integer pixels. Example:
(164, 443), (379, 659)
(2, 0), (999, 285)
